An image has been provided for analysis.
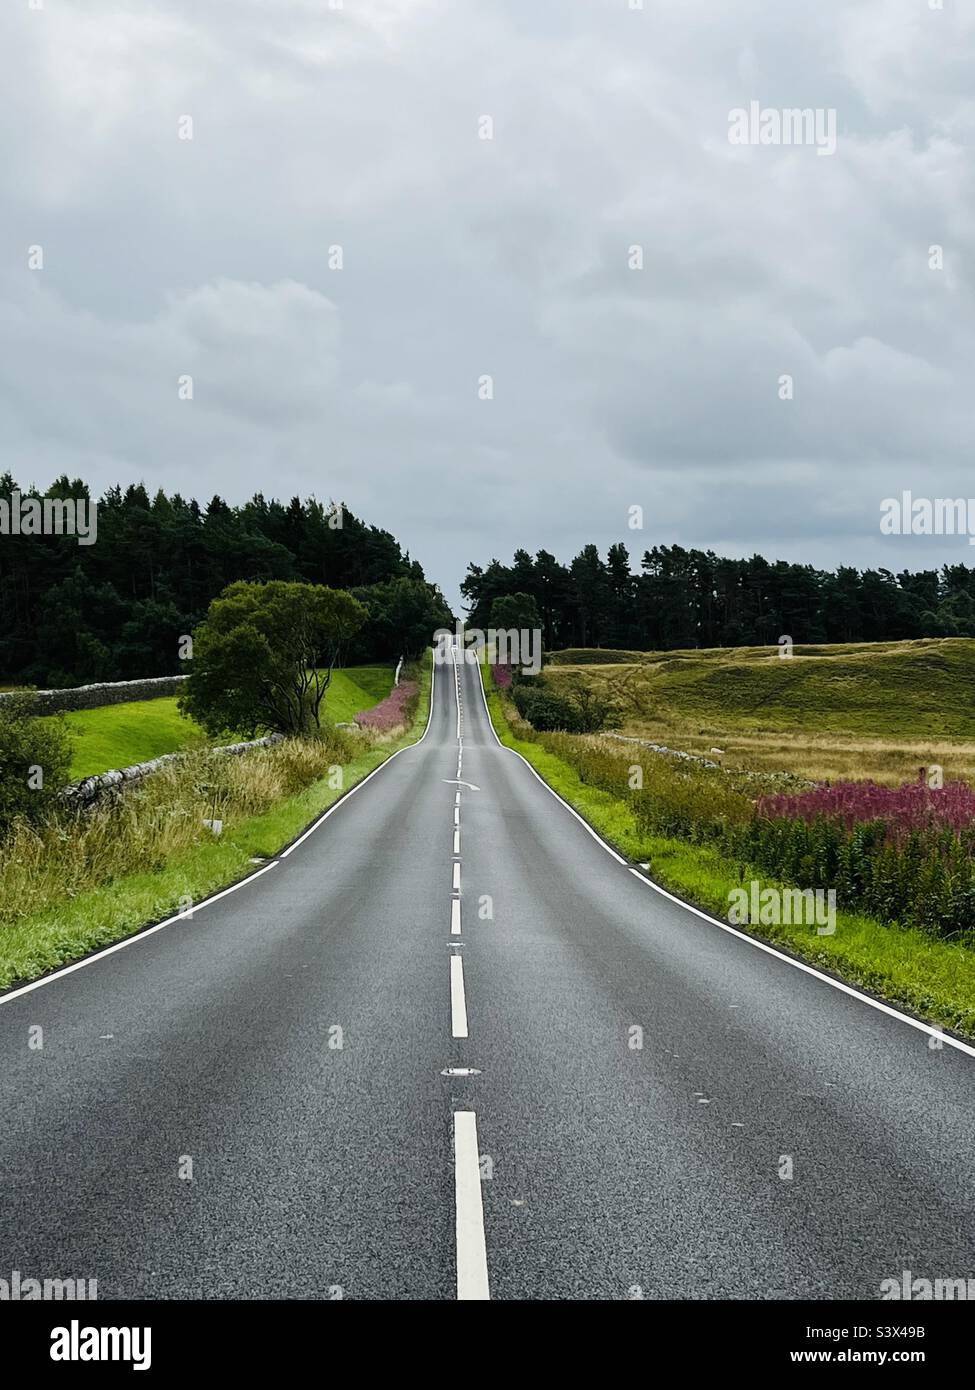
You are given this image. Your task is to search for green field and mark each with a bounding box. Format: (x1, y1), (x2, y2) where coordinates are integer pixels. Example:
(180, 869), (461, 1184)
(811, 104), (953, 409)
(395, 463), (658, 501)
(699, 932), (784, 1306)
(543, 638), (975, 785)
(53, 665), (395, 780)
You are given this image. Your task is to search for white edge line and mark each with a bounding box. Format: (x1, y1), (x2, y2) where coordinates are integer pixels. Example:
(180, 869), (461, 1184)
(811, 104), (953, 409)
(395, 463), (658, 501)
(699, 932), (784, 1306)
(0, 860), (280, 1006)
(450, 953), (469, 1037)
(472, 659), (626, 865)
(454, 1110), (490, 1300)
(473, 659), (975, 1061)
(281, 653), (437, 859)
(0, 652), (439, 1008)
(626, 867), (975, 1060)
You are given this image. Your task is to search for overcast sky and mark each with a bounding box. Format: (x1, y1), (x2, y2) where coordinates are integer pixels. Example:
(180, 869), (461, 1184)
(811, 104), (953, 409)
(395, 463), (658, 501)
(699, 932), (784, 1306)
(3, 0), (973, 609)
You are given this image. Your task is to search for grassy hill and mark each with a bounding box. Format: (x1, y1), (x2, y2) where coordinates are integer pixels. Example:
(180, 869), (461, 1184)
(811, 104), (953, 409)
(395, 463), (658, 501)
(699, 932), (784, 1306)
(542, 638), (975, 784)
(54, 665), (395, 780)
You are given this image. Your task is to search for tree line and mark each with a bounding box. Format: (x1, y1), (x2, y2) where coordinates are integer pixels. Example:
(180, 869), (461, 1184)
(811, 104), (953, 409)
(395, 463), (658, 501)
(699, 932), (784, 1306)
(461, 542), (975, 652)
(0, 475), (453, 686)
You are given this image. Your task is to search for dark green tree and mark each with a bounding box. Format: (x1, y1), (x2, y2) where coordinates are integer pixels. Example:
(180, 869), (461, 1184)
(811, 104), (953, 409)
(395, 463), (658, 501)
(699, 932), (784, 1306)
(179, 580), (368, 738)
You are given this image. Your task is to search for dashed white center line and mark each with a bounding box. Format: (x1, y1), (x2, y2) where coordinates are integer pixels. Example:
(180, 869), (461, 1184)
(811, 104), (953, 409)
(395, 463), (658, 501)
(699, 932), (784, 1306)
(453, 1111), (490, 1300)
(450, 954), (469, 1037)
(446, 653), (488, 1297)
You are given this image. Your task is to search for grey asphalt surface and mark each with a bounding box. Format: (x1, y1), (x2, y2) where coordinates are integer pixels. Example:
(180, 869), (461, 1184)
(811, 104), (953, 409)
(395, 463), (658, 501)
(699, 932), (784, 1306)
(1, 648), (973, 1300)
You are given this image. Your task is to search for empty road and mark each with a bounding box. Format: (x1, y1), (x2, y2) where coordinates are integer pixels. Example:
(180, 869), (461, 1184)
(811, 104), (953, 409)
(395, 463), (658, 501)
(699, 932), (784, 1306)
(1, 645), (973, 1300)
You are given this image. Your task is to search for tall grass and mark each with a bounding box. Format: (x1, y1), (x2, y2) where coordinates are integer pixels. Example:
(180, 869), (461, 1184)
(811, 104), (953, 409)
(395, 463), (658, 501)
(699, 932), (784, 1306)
(536, 730), (754, 843)
(0, 732), (352, 928)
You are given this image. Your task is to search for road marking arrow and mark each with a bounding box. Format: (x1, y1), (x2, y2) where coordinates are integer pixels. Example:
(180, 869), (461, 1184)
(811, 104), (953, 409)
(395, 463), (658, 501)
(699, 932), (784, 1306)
(442, 779), (480, 791)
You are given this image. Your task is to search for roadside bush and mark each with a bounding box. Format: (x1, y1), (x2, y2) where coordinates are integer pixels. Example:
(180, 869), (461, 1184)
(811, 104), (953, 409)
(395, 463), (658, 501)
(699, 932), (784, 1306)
(630, 762), (753, 845)
(511, 688), (582, 731)
(492, 664), (514, 690)
(535, 730), (752, 842)
(0, 694), (73, 834)
(568, 685), (615, 734)
(511, 682), (613, 733)
(510, 668), (540, 689)
(757, 779), (975, 838)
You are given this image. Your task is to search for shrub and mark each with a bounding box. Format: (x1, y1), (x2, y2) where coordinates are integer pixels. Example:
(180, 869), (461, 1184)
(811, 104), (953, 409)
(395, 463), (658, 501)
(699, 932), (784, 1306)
(510, 667), (540, 689)
(0, 694), (73, 833)
(533, 729), (752, 842)
(568, 684), (615, 734)
(510, 681), (613, 733)
(511, 688), (582, 732)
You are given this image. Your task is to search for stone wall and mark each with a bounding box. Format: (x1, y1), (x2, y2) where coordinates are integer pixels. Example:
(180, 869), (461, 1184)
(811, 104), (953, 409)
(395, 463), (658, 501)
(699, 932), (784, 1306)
(63, 735), (283, 807)
(0, 675), (189, 715)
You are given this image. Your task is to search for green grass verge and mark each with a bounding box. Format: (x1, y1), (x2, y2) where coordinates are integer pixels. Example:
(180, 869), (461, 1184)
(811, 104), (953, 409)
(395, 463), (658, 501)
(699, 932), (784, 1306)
(483, 670), (975, 1040)
(52, 666), (396, 779)
(1, 655), (429, 991)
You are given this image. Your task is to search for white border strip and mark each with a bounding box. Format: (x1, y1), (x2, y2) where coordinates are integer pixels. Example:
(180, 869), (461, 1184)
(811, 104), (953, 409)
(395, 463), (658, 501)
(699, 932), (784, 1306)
(281, 656), (436, 859)
(454, 1111), (490, 1300)
(473, 659), (627, 866)
(0, 656), (437, 1008)
(473, 660), (975, 1061)
(0, 860), (280, 1006)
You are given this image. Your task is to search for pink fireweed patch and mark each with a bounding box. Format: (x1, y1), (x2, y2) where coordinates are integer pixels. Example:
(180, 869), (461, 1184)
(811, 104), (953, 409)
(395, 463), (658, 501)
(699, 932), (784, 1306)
(354, 680), (418, 731)
(492, 664), (513, 690)
(757, 779), (975, 839)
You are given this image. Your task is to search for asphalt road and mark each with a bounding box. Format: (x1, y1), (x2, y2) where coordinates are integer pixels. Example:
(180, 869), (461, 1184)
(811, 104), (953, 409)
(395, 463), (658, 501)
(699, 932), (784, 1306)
(1, 645), (973, 1300)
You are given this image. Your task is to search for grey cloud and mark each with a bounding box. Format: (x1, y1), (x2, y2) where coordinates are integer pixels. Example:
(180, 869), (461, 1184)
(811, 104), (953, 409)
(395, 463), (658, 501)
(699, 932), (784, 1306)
(1, 0), (973, 608)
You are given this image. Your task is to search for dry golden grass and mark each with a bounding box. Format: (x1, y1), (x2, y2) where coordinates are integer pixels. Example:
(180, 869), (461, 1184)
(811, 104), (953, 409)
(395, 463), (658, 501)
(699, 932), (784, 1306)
(614, 714), (975, 786)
